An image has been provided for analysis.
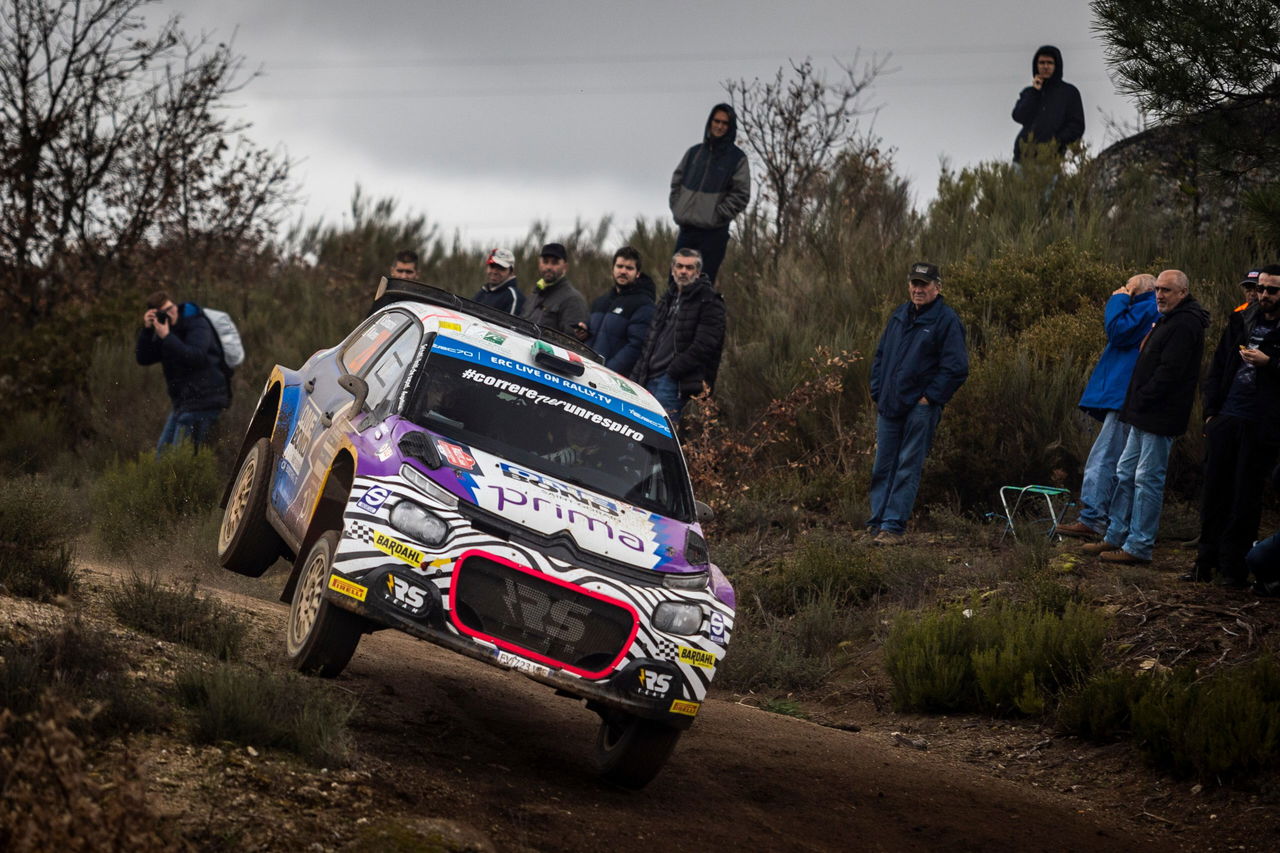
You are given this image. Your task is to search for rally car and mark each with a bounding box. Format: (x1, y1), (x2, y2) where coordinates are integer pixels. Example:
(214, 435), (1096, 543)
(216, 277), (734, 788)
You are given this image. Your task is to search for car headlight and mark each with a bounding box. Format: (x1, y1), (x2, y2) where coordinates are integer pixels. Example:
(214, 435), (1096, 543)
(389, 500), (449, 546)
(400, 463), (458, 508)
(653, 602), (703, 635)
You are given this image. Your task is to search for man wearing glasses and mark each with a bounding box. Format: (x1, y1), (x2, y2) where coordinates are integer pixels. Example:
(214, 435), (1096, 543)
(1185, 264), (1280, 587)
(1084, 270), (1209, 564)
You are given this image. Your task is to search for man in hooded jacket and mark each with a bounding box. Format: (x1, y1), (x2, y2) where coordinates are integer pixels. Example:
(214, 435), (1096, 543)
(1084, 270), (1210, 564)
(669, 103), (751, 283)
(1011, 45), (1085, 162)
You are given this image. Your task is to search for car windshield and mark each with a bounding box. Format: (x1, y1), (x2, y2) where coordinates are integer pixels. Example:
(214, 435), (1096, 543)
(402, 348), (693, 521)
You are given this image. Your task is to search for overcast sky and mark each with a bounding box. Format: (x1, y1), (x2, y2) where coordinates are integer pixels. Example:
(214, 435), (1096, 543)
(162, 0), (1140, 247)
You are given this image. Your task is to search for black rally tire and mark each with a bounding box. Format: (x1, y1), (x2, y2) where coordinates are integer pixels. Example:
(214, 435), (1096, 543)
(594, 711), (682, 789)
(217, 437), (286, 577)
(285, 531), (365, 678)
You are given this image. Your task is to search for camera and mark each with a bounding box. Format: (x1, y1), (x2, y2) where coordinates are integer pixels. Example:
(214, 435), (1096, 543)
(153, 310), (168, 325)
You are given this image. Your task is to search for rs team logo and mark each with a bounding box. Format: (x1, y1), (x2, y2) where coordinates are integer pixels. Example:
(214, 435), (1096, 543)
(637, 668), (672, 697)
(385, 573), (429, 613)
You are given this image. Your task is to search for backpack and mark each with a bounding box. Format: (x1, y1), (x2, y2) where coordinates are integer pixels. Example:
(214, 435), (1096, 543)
(199, 306), (245, 371)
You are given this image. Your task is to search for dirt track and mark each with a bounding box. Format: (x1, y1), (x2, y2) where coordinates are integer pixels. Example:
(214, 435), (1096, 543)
(191, 578), (1164, 853)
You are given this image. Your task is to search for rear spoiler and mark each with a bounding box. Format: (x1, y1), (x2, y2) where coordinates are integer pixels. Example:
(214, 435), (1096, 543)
(371, 277), (603, 364)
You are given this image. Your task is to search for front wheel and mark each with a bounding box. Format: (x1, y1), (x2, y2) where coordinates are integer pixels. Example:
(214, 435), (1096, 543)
(218, 437), (285, 577)
(594, 711), (682, 789)
(286, 531), (365, 677)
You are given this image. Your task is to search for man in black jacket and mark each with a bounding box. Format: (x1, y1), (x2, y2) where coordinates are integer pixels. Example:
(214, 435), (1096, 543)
(1187, 264), (1280, 587)
(669, 103), (751, 284)
(632, 249), (726, 420)
(584, 246), (656, 378)
(1011, 45), (1085, 162)
(523, 242), (588, 337)
(1084, 270), (1209, 564)
(135, 290), (231, 453)
(473, 247), (524, 315)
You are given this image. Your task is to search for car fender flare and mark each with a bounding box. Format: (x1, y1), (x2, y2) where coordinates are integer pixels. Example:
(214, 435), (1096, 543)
(280, 443), (357, 604)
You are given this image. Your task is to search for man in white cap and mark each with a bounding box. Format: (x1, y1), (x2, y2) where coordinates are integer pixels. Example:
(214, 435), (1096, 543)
(473, 248), (524, 315)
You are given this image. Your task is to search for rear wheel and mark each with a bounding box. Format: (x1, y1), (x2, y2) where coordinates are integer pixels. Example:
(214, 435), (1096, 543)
(286, 531), (365, 677)
(218, 437), (285, 577)
(594, 710), (682, 789)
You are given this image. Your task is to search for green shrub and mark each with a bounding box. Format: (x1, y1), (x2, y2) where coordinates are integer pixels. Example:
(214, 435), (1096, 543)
(884, 600), (1108, 715)
(0, 620), (169, 740)
(1057, 668), (1156, 741)
(0, 475), (78, 600)
(716, 615), (835, 693)
(751, 531), (884, 615)
(1129, 658), (1280, 781)
(91, 445), (221, 554)
(106, 573), (247, 660)
(176, 663), (357, 767)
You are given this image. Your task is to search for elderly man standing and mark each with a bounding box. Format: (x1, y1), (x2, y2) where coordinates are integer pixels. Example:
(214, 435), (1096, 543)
(1187, 264), (1280, 587)
(1058, 274), (1159, 539)
(1085, 270), (1209, 564)
(866, 262), (969, 545)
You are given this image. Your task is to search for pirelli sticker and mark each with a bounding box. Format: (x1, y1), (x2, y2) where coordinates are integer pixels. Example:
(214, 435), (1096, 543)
(373, 531), (425, 566)
(678, 645), (717, 669)
(328, 575), (367, 602)
(670, 700), (700, 717)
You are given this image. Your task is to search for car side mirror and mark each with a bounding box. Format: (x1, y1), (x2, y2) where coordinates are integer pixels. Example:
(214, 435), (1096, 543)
(695, 500), (714, 523)
(338, 373), (370, 414)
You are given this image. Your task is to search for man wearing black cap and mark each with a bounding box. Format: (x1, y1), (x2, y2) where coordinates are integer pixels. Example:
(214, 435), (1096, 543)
(523, 242), (587, 337)
(866, 263), (969, 545)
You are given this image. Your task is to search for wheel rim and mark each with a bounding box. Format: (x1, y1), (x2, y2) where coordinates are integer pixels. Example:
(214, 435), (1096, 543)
(287, 544), (328, 655)
(217, 451), (258, 554)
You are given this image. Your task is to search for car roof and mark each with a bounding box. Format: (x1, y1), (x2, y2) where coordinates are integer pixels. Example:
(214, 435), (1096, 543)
(371, 277), (670, 427)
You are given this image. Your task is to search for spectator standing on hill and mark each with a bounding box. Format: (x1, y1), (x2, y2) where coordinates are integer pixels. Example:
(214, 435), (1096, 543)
(584, 246), (656, 377)
(473, 248), (524, 315)
(1235, 267), (1262, 313)
(632, 249), (726, 420)
(1011, 45), (1085, 162)
(135, 290), (231, 453)
(1185, 264), (1280, 588)
(1058, 274), (1160, 539)
(389, 249), (418, 279)
(1084, 270), (1209, 565)
(669, 103), (751, 284)
(866, 263), (969, 546)
(523, 242), (587, 337)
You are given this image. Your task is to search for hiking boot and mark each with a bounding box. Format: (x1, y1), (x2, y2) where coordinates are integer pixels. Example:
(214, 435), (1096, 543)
(1099, 549), (1150, 565)
(1056, 521), (1101, 540)
(873, 530), (905, 546)
(1179, 565), (1213, 583)
(1081, 540), (1121, 555)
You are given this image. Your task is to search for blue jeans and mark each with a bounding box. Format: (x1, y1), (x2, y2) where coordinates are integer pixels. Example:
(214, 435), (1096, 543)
(1077, 410), (1130, 534)
(645, 374), (687, 418)
(157, 408), (221, 454)
(867, 403), (943, 534)
(1103, 427), (1174, 560)
(1246, 532), (1280, 585)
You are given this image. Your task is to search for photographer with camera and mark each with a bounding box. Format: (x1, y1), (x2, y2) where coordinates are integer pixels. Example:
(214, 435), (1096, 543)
(135, 290), (230, 453)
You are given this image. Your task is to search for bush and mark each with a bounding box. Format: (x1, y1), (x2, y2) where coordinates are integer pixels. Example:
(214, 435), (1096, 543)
(0, 699), (188, 852)
(751, 531), (884, 615)
(106, 573), (247, 660)
(0, 620), (169, 740)
(884, 600), (1108, 715)
(176, 663), (357, 767)
(0, 476), (78, 600)
(1129, 658), (1280, 781)
(1057, 668), (1157, 742)
(91, 445), (221, 554)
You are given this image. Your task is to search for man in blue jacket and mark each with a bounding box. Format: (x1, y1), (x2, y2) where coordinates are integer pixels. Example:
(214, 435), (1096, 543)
(1058, 274), (1159, 539)
(867, 263), (969, 545)
(1011, 45), (1085, 162)
(136, 290), (230, 453)
(669, 103), (751, 284)
(584, 246), (656, 378)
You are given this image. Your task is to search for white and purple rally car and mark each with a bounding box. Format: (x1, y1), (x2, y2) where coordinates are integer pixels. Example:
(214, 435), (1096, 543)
(217, 277), (734, 788)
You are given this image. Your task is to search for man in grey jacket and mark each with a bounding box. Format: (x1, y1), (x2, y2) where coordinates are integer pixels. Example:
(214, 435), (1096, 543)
(522, 242), (588, 337)
(669, 103), (751, 284)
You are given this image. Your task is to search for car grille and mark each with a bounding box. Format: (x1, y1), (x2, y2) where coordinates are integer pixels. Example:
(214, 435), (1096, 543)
(450, 552), (637, 678)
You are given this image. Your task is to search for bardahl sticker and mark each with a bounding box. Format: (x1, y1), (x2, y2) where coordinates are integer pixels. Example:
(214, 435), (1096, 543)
(678, 646), (717, 669)
(373, 531), (426, 566)
(669, 700), (700, 716)
(328, 575), (368, 602)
